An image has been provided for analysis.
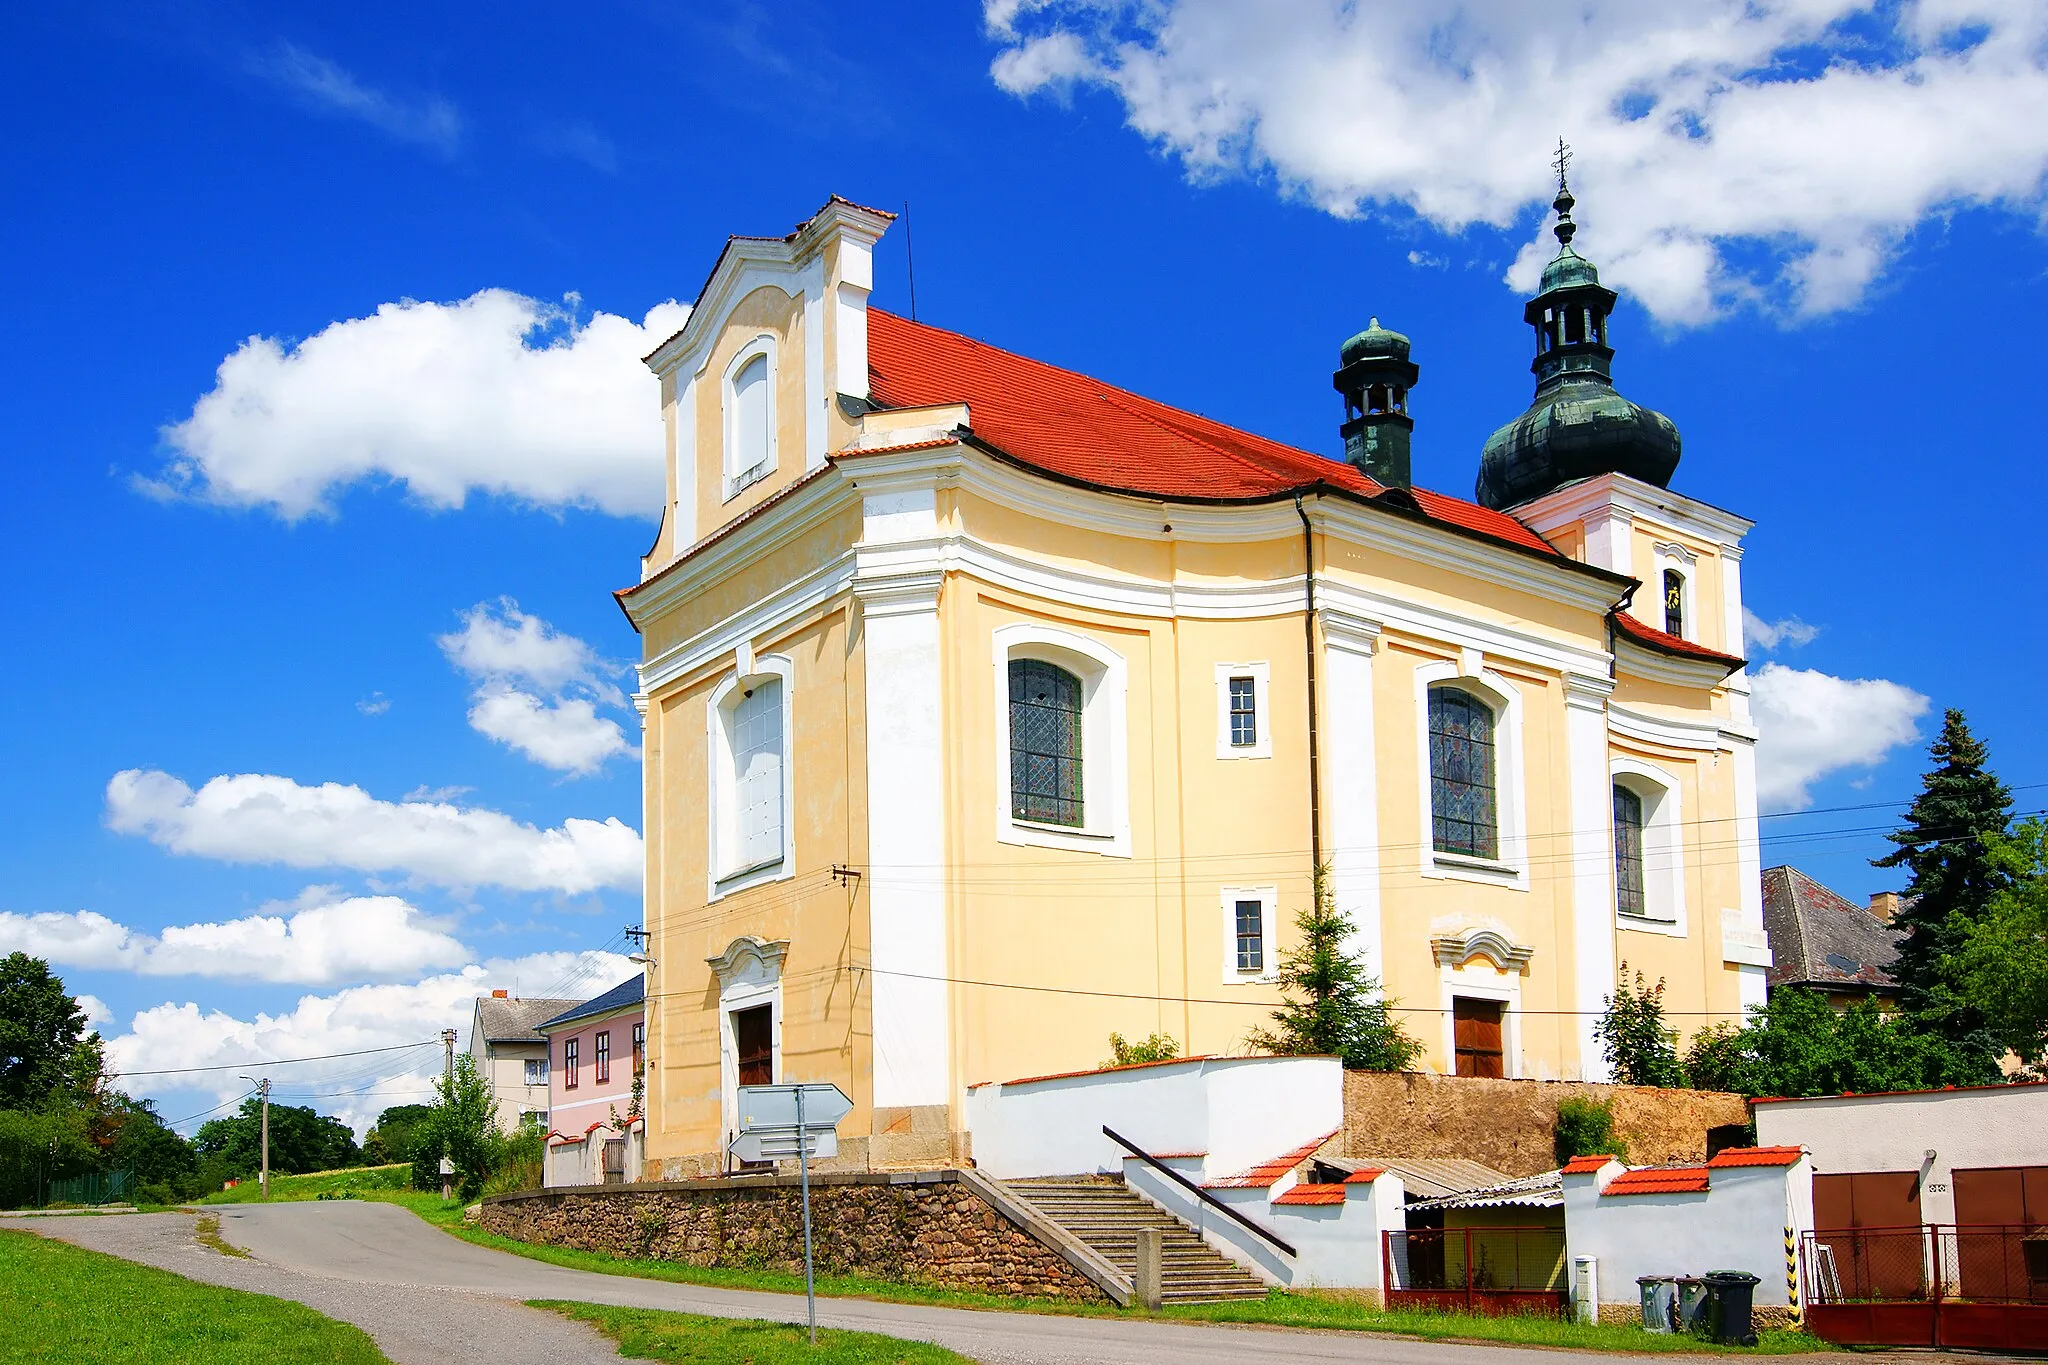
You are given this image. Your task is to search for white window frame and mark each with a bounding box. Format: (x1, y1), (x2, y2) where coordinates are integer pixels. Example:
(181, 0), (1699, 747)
(722, 335), (779, 501)
(1612, 758), (1687, 936)
(1220, 884), (1279, 984)
(993, 623), (1131, 858)
(1652, 541), (1699, 642)
(522, 1057), (549, 1087)
(707, 653), (795, 899)
(1215, 661), (1271, 760)
(1414, 657), (1527, 888)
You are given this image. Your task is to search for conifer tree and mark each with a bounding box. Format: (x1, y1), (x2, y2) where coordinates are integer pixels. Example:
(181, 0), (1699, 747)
(1247, 865), (1421, 1071)
(1874, 710), (2012, 1047)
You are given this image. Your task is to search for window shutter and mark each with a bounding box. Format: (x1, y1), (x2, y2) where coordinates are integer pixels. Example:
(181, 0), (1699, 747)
(733, 679), (784, 869)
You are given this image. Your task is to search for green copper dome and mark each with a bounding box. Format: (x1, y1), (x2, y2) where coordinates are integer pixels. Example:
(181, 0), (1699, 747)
(1340, 317), (1410, 366)
(1476, 178), (1681, 510)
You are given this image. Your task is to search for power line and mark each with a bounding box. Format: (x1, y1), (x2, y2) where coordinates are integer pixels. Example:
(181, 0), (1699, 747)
(114, 1040), (440, 1078)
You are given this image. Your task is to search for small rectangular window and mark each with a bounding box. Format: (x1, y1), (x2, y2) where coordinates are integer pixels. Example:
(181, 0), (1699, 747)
(1228, 676), (1257, 747)
(1235, 898), (1264, 973)
(523, 1058), (549, 1086)
(632, 1023), (646, 1076)
(595, 1030), (611, 1084)
(563, 1037), (579, 1089)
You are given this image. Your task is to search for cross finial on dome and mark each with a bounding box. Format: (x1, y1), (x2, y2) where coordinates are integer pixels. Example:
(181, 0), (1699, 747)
(1551, 138), (1577, 248)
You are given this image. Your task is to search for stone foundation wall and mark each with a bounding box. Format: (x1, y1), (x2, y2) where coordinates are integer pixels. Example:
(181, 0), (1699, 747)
(480, 1170), (1107, 1302)
(1342, 1071), (1749, 1177)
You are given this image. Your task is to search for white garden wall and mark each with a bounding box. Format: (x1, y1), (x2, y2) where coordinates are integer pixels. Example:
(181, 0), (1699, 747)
(1122, 1155), (1405, 1289)
(1561, 1156), (1809, 1306)
(961, 1055), (1340, 1180)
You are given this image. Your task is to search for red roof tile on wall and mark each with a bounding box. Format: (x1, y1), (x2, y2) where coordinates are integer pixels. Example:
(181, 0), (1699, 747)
(1602, 1167), (1710, 1196)
(1204, 1130), (1341, 1188)
(1706, 1146), (1803, 1168)
(863, 310), (1563, 557)
(1275, 1184), (1348, 1206)
(1343, 1168), (1385, 1184)
(1611, 612), (1745, 668)
(1561, 1154), (1619, 1175)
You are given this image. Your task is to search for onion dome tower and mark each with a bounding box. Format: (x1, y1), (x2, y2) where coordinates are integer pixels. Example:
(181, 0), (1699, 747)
(1334, 318), (1419, 488)
(1476, 149), (1680, 510)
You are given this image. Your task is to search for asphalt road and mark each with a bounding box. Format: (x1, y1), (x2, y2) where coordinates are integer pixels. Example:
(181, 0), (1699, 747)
(0, 1202), (1956, 1365)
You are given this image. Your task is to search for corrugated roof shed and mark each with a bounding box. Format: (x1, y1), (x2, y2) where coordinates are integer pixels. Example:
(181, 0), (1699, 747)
(1316, 1155), (1515, 1201)
(1404, 1170), (1563, 1212)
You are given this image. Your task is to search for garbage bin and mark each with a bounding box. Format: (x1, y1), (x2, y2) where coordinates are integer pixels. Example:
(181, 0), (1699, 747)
(1703, 1270), (1760, 1346)
(1636, 1276), (1678, 1332)
(1674, 1276), (1710, 1335)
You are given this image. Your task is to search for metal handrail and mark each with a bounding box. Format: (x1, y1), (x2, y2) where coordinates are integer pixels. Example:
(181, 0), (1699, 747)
(1101, 1125), (1297, 1258)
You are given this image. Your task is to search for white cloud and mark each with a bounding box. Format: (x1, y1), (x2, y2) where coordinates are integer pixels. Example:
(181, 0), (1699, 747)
(103, 949), (635, 1135)
(0, 891), (469, 985)
(356, 692), (391, 716)
(439, 599), (636, 776)
(1744, 608), (1822, 652)
(149, 290), (689, 520)
(1751, 662), (1930, 809)
(249, 42), (463, 155)
(986, 2), (2048, 323)
(467, 687), (634, 777)
(104, 770), (642, 895)
(75, 994), (117, 1031)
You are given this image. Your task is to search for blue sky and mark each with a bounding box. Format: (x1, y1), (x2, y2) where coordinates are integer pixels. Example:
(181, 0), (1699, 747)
(5, 1), (2047, 1131)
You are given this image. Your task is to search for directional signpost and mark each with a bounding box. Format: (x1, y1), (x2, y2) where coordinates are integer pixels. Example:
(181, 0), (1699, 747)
(732, 1083), (852, 1345)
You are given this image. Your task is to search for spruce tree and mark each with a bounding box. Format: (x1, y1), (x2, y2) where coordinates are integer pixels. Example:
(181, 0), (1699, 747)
(1247, 865), (1421, 1071)
(1874, 709), (2012, 1048)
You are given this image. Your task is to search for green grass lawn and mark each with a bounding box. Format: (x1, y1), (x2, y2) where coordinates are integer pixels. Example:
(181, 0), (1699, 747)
(0, 1228), (388, 1364)
(537, 1302), (970, 1364)
(195, 1165), (470, 1227)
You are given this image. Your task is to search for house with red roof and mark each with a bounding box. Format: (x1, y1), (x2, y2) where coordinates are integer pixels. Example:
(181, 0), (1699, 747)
(618, 189), (1770, 1180)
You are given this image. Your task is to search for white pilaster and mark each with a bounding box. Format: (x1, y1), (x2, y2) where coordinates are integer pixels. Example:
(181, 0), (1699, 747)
(803, 259), (826, 472)
(672, 376), (698, 546)
(854, 487), (948, 1109)
(1729, 733), (1769, 1013)
(1321, 610), (1383, 983)
(1564, 673), (1617, 1080)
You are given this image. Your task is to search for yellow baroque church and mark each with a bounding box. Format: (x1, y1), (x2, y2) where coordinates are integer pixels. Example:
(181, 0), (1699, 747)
(620, 192), (1771, 1177)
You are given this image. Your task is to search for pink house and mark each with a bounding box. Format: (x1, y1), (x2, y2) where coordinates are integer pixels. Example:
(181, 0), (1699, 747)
(536, 974), (646, 1186)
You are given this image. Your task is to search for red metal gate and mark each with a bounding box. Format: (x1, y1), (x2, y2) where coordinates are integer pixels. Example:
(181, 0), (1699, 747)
(1803, 1225), (2048, 1351)
(1382, 1227), (1568, 1318)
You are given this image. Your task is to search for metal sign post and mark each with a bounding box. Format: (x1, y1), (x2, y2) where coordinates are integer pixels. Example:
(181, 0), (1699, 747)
(732, 1083), (851, 1349)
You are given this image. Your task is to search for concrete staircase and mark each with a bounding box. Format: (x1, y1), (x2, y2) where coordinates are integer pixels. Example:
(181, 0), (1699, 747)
(1005, 1177), (1268, 1303)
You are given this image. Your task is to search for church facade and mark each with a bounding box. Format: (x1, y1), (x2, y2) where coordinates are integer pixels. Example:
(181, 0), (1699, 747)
(620, 190), (1770, 1176)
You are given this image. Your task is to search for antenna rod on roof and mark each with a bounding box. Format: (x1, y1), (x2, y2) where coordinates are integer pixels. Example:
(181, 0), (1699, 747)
(903, 199), (918, 322)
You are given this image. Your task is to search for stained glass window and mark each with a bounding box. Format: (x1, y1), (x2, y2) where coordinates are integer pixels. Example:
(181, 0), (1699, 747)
(1663, 569), (1685, 638)
(1614, 784), (1646, 917)
(1429, 686), (1498, 859)
(1228, 676), (1257, 748)
(1009, 659), (1084, 827)
(1235, 898), (1264, 973)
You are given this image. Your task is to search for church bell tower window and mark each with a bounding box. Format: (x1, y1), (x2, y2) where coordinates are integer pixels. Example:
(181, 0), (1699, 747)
(1663, 569), (1686, 639)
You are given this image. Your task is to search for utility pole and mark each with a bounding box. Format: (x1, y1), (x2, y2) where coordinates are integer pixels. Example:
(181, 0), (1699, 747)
(442, 1028), (457, 1086)
(239, 1075), (271, 1198)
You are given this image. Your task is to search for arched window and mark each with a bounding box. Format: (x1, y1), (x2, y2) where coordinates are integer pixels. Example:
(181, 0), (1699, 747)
(1662, 568), (1685, 638)
(1428, 686), (1497, 859)
(1009, 659), (1083, 827)
(726, 349), (773, 493)
(1613, 783), (1646, 916)
(726, 677), (784, 872)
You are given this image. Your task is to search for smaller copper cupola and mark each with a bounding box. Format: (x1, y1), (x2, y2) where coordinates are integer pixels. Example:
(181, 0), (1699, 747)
(1334, 318), (1418, 488)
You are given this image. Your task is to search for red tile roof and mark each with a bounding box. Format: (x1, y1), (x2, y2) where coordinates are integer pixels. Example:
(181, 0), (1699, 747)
(1561, 1154), (1619, 1175)
(1342, 1168), (1385, 1185)
(1612, 611), (1745, 669)
(1602, 1167), (1710, 1196)
(1275, 1184), (1348, 1206)
(1204, 1129), (1340, 1189)
(863, 310), (1564, 558)
(1707, 1146), (1803, 1168)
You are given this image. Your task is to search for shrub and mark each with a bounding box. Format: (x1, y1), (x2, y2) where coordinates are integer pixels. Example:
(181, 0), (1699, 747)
(1553, 1096), (1624, 1165)
(1103, 1033), (1180, 1068)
